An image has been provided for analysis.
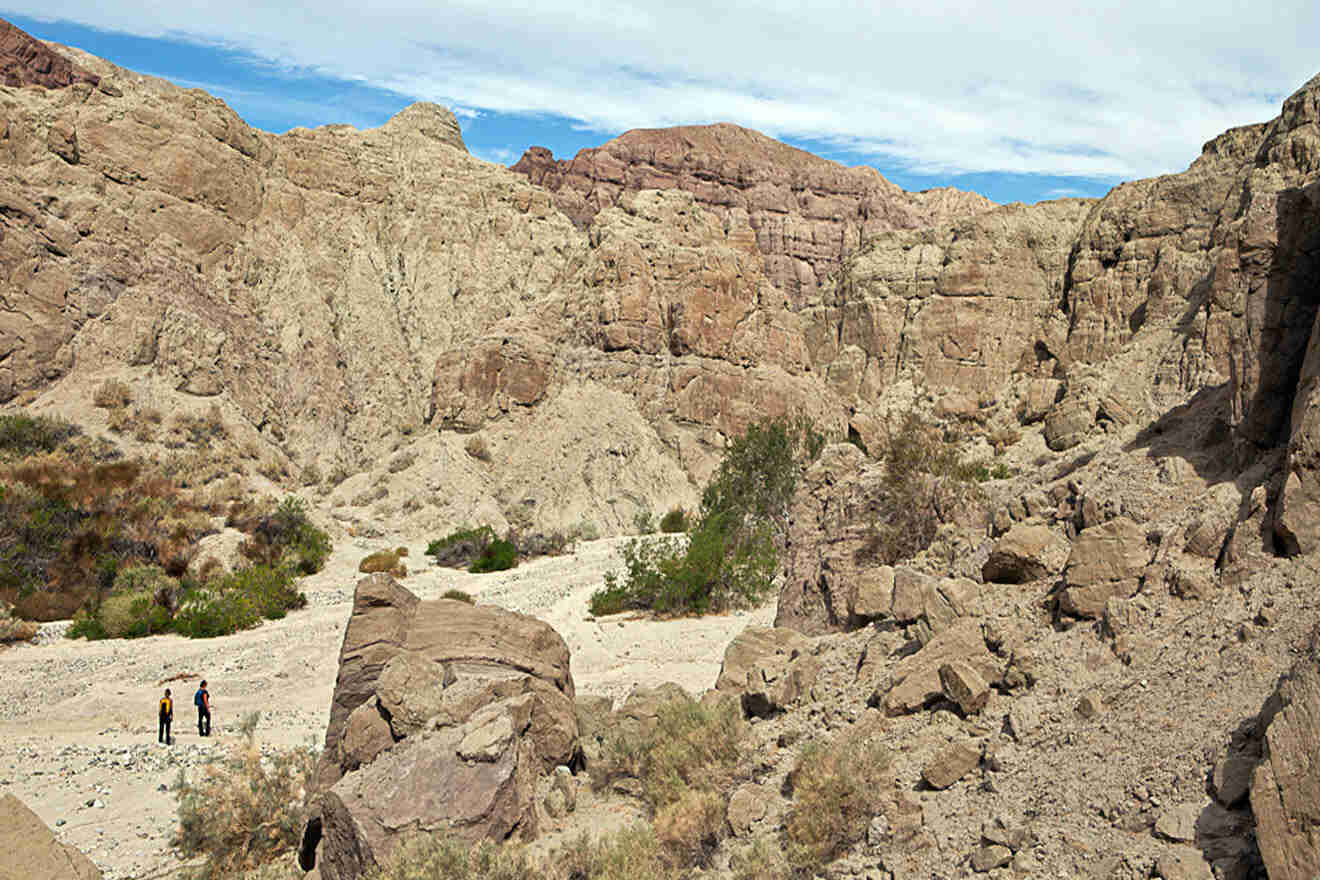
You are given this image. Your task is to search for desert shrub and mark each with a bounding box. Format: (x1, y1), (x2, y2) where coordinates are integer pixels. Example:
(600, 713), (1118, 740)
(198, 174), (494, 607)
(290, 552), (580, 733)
(590, 417), (819, 617)
(464, 435), (491, 462)
(388, 451), (416, 474)
(0, 413), (80, 458)
(442, 589), (474, 603)
(93, 378), (133, 409)
(351, 485), (389, 507)
(784, 724), (893, 873)
(238, 496), (331, 575)
(174, 721), (316, 879)
(368, 825), (682, 880)
(89, 564), (178, 638)
(359, 549), (407, 577)
(573, 520), (601, 542)
(658, 508), (687, 534)
(595, 695), (745, 812)
(653, 788), (725, 866)
(592, 694), (746, 867)
(730, 839), (789, 880)
(554, 826), (681, 880)
(365, 832), (535, 880)
(633, 509), (655, 535)
(426, 526), (496, 568)
(171, 565), (305, 638)
(859, 409), (987, 565)
(470, 538), (517, 573)
(172, 405), (227, 445)
(298, 463), (322, 487)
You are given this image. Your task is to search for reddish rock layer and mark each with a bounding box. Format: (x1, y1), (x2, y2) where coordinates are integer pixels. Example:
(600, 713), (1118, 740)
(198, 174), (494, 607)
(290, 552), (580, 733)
(511, 124), (993, 303)
(0, 20), (98, 89)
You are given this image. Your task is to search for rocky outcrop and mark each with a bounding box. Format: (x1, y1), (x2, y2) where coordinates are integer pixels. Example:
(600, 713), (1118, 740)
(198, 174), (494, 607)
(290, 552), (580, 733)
(714, 626), (818, 717)
(1250, 624), (1320, 880)
(511, 124), (992, 304)
(0, 793), (101, 880)
(981, 524), (1070, 584)
(0, 20), (99, 90)
(1057, 517), (1149, 619)
(307, 574), (578, 879)
(776, 444), (893, 634)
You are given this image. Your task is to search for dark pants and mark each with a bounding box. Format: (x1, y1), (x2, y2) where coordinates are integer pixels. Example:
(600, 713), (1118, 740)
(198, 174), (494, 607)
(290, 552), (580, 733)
(159, 715), (171, 744)
(198, 707), (210, 736)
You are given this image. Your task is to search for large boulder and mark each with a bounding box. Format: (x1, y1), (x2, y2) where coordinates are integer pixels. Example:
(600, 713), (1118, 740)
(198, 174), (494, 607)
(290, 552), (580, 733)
(981, 524), (1070, 584)
(1251, 625), (1320, 880)
(880, 618), (1002, 716)
(308, 574), (578, 880)
(0, 793), (101, 880)
(1057, 517), (1149, 618)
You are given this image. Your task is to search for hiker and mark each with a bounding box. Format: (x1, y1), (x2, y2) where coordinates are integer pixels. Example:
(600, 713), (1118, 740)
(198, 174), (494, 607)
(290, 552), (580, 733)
(158, 688), (173, 745)
(195, 680), (211, 737)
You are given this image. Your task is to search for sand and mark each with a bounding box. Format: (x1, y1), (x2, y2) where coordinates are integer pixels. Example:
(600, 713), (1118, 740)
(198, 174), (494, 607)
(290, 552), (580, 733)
(0, 535), (771, 880)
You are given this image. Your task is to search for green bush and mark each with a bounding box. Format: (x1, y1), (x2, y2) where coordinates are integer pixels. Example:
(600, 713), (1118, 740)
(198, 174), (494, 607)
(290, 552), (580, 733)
(426, 525), (496, 567)
(859, 409), (987, 565)
(591, 416), (818, 617)
(658, 508), (687, 533)
(171, 565), (305, 638)
(174, 725), (316, 879)
(784, 723), (893, 873)
(442, 589), (474, 603)
(240, 496), (331, 575)
(470, 538), (517, 573)
(0, 414), (80, 458)
(633, 509), (655, 535)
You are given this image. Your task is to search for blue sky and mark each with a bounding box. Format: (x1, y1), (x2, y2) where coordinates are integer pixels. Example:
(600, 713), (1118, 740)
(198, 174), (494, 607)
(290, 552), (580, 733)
(5, 4), (1316, 205)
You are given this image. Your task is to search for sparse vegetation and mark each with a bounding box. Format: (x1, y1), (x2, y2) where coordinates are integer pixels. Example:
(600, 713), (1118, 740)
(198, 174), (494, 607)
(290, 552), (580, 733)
(93, 378), (133, 409)
(658, 507), (687, 534)
(367, 826), (684, 880)
(784, 722), (893, 874)
(426, 526), (518, 573)
(858, 409), (988, 566)
(0, 413), (80, 459)
(633, 509), (655, 535)
(592, 693), (748, 868)
(470, 538), (517, 573)
(234, 496), (332, 576)
(590, 416), (821, 617)
(441, 589), (474, 603)
(174, 715), (316, 879)
(464, 435), (491, 462)
(359, 548), (408, 577)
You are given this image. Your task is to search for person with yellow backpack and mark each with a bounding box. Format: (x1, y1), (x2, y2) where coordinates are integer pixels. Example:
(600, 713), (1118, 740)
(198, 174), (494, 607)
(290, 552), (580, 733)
(158, 689), (173, 745)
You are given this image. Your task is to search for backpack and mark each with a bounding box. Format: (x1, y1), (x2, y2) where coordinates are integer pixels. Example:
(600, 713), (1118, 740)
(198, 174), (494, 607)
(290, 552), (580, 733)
(194, 689), (204, 708)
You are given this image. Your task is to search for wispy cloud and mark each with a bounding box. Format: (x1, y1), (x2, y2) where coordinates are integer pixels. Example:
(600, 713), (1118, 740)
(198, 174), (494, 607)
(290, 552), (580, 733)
(8, 1), (1316, 180)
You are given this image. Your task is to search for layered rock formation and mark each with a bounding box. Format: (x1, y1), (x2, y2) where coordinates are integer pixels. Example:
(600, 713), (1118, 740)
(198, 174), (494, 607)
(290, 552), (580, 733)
(0, 20), (99, 90)
(511, 124), (993, 304)
(306, 574), (578, 879)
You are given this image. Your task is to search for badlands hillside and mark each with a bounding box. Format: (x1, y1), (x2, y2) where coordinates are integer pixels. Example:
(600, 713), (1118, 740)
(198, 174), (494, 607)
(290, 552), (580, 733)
(2, 12), (1320, 880)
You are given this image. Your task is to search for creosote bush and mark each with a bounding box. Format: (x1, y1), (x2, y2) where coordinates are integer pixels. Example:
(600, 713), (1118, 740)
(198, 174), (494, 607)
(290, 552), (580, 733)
(784, 722), (893, 874)
(427, 526), (518, 573)
(174, 716), (316, 879)
(0, 413), (80, 459)
(591, 416), (822, 617)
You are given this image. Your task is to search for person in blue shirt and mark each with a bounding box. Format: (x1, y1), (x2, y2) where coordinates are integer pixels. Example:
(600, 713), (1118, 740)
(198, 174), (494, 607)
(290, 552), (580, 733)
(194, 680), (211, 737)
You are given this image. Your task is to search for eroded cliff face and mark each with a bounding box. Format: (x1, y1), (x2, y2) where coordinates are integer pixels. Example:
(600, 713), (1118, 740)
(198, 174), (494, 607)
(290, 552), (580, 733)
(3, 14), (1320, 543)
(510, 124), (994, 305)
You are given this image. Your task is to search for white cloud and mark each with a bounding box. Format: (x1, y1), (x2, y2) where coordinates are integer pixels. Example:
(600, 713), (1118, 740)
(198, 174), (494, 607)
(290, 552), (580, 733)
(8, 0), (1317, 180)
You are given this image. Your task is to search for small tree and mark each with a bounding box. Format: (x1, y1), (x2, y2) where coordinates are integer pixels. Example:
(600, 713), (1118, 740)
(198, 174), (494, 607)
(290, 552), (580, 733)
(590, 416), (822, 616)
